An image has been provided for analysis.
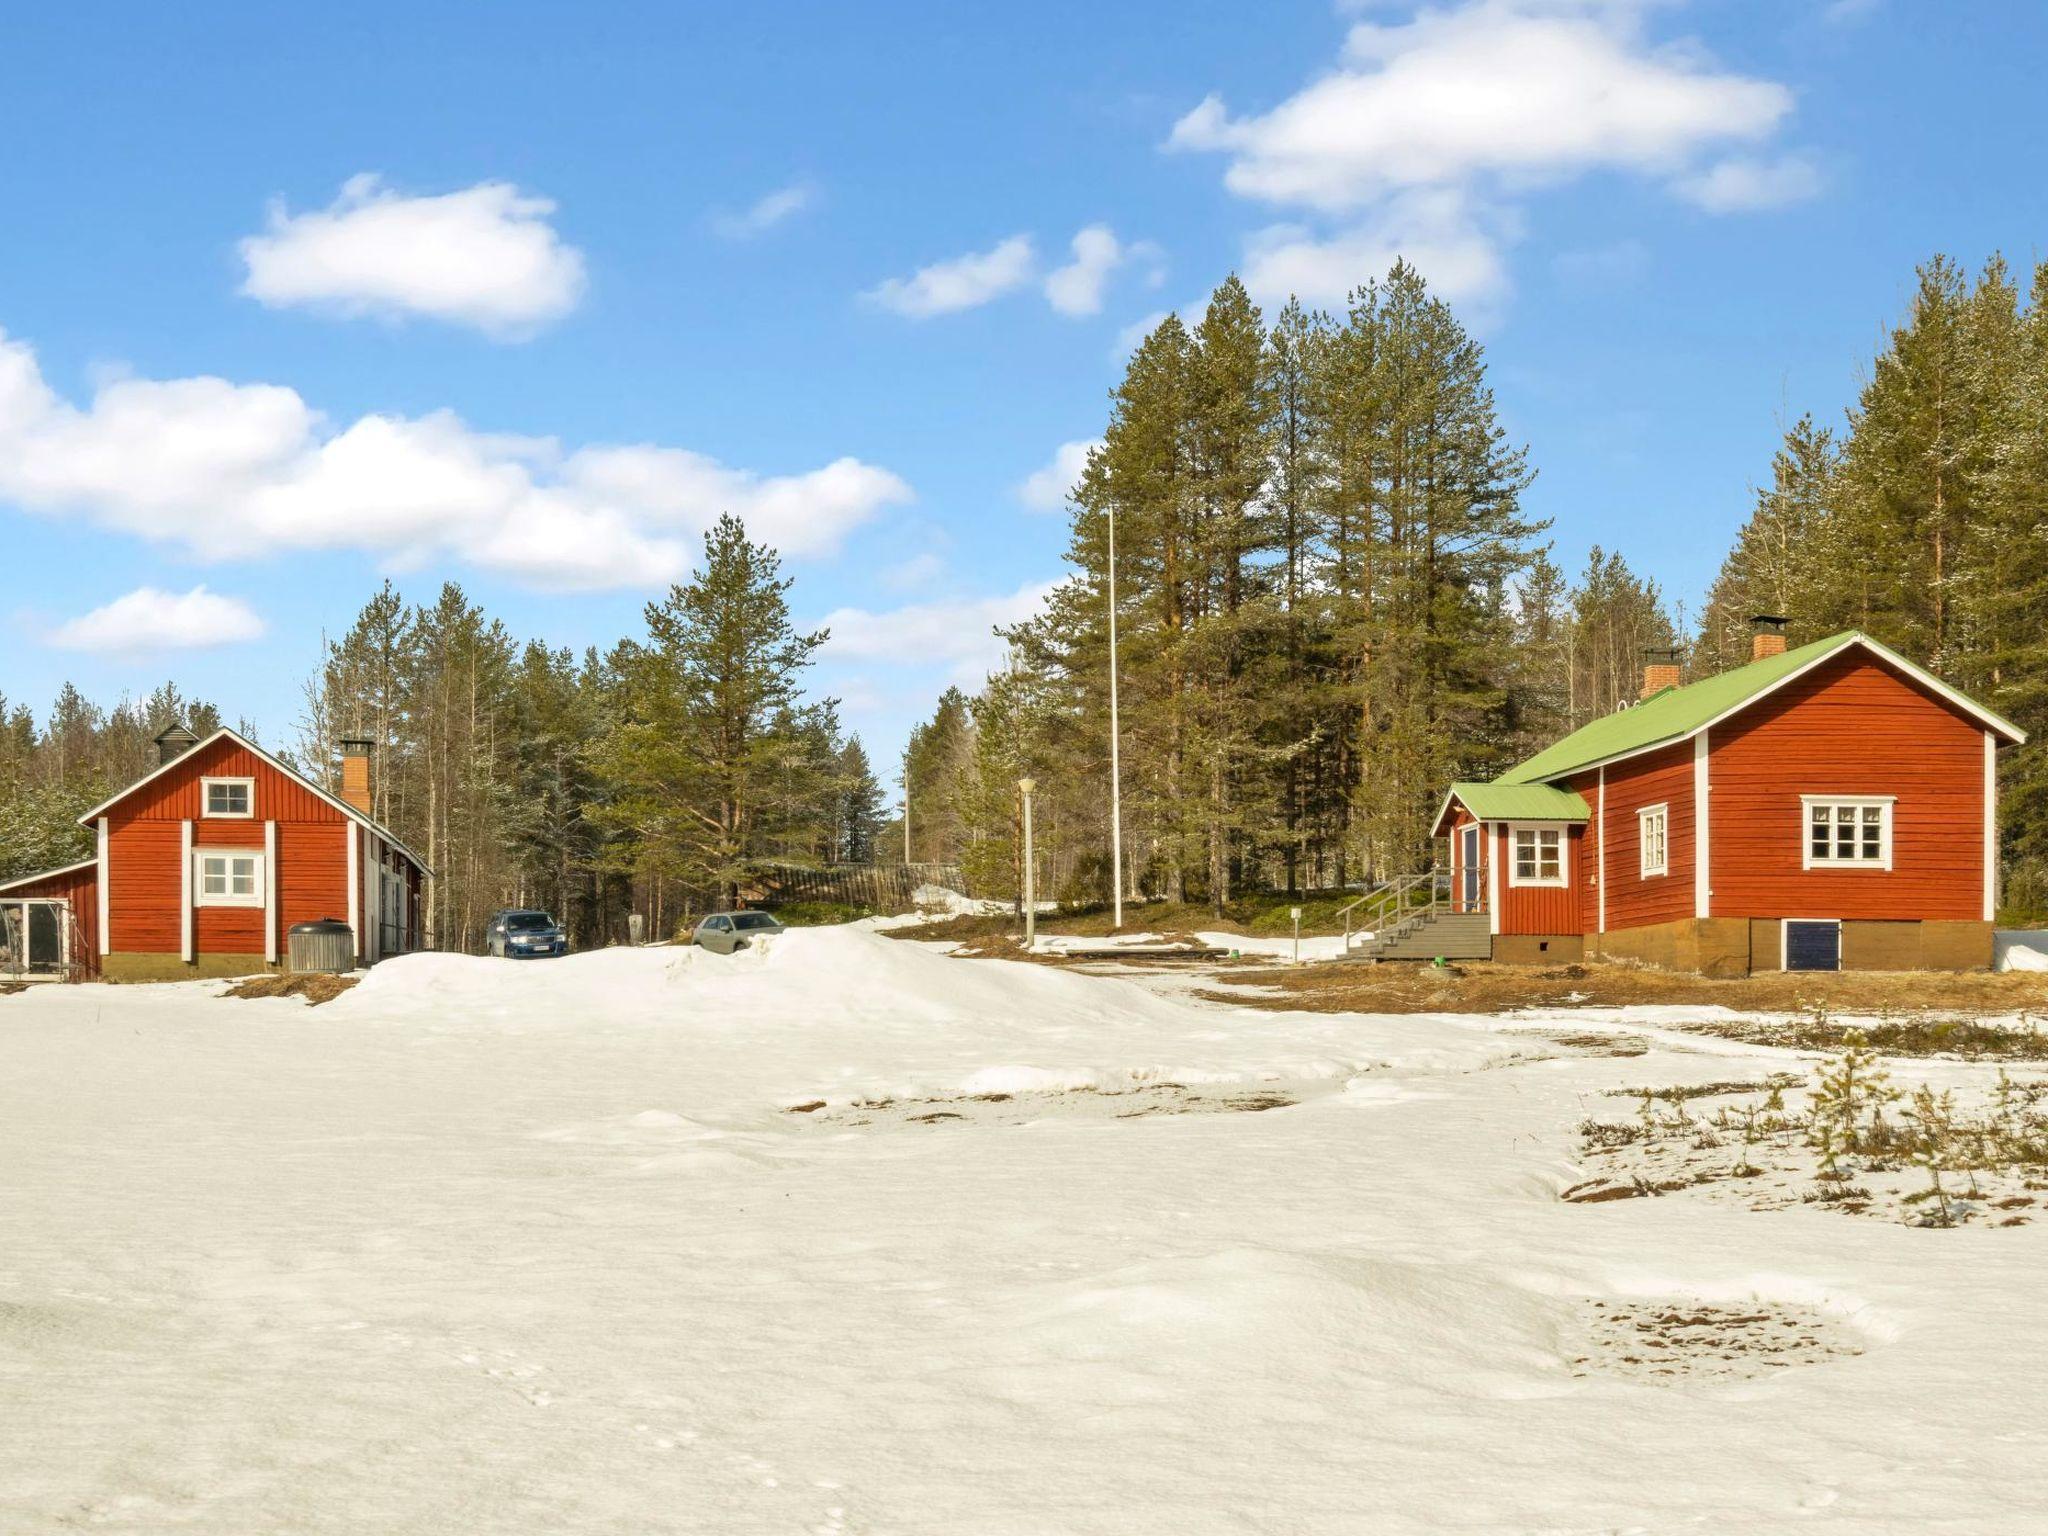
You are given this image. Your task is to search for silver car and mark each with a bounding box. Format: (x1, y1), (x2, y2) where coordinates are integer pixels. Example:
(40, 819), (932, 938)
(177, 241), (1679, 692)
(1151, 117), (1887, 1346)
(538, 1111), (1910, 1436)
(691, 911), (785, 954)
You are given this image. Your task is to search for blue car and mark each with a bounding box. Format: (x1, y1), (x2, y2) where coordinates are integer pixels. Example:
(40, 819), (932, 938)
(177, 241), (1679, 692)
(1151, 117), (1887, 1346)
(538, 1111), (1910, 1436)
(487, 909), (567, 958)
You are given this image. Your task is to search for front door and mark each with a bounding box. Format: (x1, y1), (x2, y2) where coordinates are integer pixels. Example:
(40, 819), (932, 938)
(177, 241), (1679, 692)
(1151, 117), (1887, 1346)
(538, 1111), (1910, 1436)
(1460, 826), (1482, 911)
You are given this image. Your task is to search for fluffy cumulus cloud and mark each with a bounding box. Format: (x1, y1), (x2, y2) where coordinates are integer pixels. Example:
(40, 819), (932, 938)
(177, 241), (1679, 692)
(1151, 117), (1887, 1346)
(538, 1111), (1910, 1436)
(239, 174), (587, 337)
(1673, 153), (1823, 212)
(1016, 438), (1100, 512)
(711, 183), (815, 239)
(865, 236), (1037, 318)
(1043, 227), (1162, 317)
(818, 579), (1058, 684)
(869, 227), (1156, 319)
(0, 327), (911, 592)
(48, 585), (267, 653)
(1242, 190), (1512, 309)
(1170, 0), (1813, 310)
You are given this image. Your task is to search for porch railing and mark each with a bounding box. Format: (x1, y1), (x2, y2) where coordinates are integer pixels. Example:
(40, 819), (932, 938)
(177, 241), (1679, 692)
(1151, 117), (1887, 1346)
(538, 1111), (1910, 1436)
(1337, 861), (1488, 949)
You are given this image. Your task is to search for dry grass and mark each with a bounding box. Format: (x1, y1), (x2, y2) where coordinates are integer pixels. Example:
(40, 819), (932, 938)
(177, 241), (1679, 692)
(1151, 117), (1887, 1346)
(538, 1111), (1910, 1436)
(1218, 959), (2048, 1019)
(221, 973), (359, 1007)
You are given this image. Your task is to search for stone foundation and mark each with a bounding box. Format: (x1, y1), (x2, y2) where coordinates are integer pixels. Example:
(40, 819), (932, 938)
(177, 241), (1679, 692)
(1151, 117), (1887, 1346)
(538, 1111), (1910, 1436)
(1591, 917), (1994, 976)
(100, 953), (279, 983)
(1491, 934), (1585, 964)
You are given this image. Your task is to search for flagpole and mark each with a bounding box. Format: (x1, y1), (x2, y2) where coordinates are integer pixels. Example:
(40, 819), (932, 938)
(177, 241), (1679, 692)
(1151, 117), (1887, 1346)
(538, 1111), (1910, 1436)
(1108, 502), (1124, 930)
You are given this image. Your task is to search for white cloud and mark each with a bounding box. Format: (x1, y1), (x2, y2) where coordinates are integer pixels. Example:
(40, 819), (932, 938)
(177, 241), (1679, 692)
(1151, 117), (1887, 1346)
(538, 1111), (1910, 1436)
(1169, 2), (1794, 211)
(819, 579), (1057, 684)
(1171, 2), (1812, 313)
(1242, 190), (1512, 310)
(711, 183), (815, 239)
(1045, 226), (1160, 317)
(1672, 153), (1823, 212)
(239, 174), (586, 337)
(0, 326), (912, 592)
(1017, 439), (1100, 512)
(865, 236), (1037, 318)
(48, 585), (266, 653)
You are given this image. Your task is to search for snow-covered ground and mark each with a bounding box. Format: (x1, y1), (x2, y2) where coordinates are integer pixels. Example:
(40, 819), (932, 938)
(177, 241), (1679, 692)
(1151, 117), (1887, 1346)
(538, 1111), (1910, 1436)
(5, 928), (2047, 1532)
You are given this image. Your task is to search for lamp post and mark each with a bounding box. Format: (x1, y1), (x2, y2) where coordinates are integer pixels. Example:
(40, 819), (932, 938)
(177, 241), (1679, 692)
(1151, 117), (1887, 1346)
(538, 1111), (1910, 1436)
(1107, 503), (1124, 930)
(1018, 776), (1037, 950)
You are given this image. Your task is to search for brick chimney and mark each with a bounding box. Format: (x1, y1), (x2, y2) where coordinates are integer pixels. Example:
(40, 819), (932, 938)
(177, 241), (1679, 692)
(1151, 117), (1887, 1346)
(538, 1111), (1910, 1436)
(339, 736), (373, 814)
(1750, 613), (1788, 661)
(154, 723), (198, 766)
(1640, 646), (1681, 699)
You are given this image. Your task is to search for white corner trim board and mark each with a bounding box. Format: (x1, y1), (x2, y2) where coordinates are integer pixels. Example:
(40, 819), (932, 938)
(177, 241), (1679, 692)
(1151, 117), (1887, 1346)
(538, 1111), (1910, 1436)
(179, 819), (194, 963)
(1487, 823), (1501, 935)
(1986, 729), (1999, 921)
(346, 823), (360, 961)
(264, 820), (279, 965)
(1693, 732), (1710, 919)
(96, 817), (110, 956)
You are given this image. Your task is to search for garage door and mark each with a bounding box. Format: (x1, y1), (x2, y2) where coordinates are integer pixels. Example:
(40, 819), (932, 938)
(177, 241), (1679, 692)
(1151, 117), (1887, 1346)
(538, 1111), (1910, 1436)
(1784, 920), (1841, 972)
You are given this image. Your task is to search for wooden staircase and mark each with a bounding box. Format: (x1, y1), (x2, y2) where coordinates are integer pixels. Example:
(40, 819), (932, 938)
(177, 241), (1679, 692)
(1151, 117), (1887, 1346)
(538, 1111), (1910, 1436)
(1349, 908), (1493, 962)
(1338, 867), (1494, 963)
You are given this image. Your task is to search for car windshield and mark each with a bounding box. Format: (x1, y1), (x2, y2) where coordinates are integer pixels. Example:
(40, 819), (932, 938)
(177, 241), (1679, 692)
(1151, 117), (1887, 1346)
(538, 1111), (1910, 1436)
(732, 913), (779, 931)
(505, 913), (554, 932)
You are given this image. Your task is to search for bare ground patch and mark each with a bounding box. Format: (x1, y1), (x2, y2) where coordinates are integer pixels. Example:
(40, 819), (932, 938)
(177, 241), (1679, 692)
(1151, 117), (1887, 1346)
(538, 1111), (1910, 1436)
(221, 973), (359, 1007)
(789, 1080), (1328, 1132)
(1569, 1298), (1864, 1384)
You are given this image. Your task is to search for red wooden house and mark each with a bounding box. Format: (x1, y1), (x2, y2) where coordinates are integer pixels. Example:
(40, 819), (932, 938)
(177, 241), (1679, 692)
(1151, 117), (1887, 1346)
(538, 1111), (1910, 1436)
(1421, 624), (2026, 975)
(0, 726), (424, 983)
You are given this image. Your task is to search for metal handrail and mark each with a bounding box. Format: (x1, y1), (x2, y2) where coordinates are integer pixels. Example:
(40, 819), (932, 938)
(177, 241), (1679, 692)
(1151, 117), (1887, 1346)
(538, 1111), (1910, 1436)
(1341, 863), (1487, 949)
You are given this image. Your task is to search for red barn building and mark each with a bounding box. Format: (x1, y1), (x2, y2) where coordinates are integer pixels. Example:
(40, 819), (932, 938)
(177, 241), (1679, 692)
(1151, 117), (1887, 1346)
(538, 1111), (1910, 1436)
(1419, 625), (2026, 975)
(0, 726), (424, 983)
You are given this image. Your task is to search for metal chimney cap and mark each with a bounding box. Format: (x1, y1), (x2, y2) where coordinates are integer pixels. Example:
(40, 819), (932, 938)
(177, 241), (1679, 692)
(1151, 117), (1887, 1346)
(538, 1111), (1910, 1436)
(154, 723), (199, 745)
(339, 735), (374, 754)
(1749, 613), (1788, 632)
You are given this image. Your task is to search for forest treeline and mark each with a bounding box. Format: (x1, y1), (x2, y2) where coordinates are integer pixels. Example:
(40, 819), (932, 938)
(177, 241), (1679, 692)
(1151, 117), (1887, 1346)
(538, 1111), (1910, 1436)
(0, 516), (888, 949)
(903, 255), (2048, 917)
(5, 253), (2046, 931)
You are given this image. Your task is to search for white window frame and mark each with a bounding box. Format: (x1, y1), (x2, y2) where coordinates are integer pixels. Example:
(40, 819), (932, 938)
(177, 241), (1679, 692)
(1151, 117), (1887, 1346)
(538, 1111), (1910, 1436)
(201, 776), (255, 819)
(1507, 823), (1568, 888)
(194, 848), (265, 908)
(1800, 795), (1895, 872)
(1638, 802), (1669, 878)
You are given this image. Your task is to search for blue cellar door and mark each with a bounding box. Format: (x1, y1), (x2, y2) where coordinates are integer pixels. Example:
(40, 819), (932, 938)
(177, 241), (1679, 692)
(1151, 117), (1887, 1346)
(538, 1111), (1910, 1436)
(1785, 920), (1841, 972)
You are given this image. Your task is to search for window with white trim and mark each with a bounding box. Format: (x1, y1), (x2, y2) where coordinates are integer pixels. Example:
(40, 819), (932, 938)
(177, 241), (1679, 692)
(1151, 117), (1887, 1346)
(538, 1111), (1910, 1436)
(1802, 796), (1894, 869)
(1509, 825), (1565, 887)
(1638, 803), (1669, 878)
(202, 777), (254, 818)
(195, 850), (264, 907)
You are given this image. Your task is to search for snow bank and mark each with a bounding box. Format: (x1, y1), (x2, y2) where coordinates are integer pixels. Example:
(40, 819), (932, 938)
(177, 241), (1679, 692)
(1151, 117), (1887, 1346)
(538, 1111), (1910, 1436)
(1996, 929), (2048, 972)
(7, 928), (2048, 1531)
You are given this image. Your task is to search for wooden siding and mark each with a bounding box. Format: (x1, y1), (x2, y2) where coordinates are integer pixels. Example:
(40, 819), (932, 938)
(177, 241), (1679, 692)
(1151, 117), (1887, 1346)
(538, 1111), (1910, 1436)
(3, 863), (101, 975)
(98, 738), (406, 960)
(1494, 821), (1584, 935)
(1580, 743), (1695, 934)
(107, 819), (183, 952)
(1707, 651), (1986, 921)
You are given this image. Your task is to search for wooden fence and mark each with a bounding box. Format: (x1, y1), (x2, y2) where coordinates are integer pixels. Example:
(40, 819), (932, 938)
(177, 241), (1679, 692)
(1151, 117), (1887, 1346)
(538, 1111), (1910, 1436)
(751, 862), (970, 914)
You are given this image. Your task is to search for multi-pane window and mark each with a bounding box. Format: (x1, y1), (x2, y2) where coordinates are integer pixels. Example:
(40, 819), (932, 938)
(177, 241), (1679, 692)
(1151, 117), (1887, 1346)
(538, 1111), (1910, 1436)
(203, 778), (253, 817)
(1510, 825), (1564, 886)
(1639, 804), (1669, 877)
(1802, 797), (1893, 869)
(195, 851), (263, 907)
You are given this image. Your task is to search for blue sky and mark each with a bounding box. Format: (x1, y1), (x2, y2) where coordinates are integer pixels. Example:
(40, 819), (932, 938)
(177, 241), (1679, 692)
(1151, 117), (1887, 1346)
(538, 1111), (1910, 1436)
(3, 1), (2045, 778)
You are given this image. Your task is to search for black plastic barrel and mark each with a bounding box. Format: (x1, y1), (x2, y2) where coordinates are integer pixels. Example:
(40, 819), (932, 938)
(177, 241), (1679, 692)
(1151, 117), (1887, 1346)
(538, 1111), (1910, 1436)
(288, 919), (355, 974)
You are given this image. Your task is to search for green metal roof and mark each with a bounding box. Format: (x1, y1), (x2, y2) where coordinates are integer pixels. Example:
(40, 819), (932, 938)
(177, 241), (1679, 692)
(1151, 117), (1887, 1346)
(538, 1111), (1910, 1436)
(1438, 780), (1589, 828)
(1496, 630), (2024, 786)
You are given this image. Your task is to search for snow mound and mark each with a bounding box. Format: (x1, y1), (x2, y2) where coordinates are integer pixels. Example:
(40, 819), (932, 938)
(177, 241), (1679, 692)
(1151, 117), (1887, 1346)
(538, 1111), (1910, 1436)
(1996, 930), (2048, 972)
